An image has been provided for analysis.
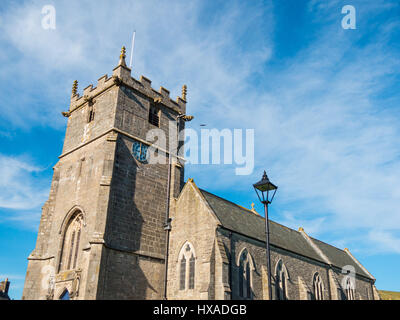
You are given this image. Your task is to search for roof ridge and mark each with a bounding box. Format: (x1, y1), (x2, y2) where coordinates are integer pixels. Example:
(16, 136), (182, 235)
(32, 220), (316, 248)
(308, 235), (347, 254)
(298, 229), (332, 265)
(199, 188), (260, 215)
(344, 248), (375, 281)
(309, 236), (373, 279)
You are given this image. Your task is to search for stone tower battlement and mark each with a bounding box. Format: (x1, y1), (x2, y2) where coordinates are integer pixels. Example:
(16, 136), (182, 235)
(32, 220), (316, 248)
(60, 46), (188, 157)
(65, 50), (186, 118)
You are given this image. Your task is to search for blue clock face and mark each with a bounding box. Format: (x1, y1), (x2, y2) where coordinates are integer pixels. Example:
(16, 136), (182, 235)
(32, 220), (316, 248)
(132, 141), (148, 163)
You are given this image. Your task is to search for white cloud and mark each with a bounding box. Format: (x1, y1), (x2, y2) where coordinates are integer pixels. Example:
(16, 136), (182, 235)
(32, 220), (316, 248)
(0, 154), (48, 211)
(368, 230), (400, 254)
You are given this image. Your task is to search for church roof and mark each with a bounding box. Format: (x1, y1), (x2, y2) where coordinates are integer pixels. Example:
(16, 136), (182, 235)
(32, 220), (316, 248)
(308, 237), (372, 278)
(198, 188), (373, 280)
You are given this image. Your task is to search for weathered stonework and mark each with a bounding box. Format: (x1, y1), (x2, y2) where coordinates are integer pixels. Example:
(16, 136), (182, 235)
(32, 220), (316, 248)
(23, 49), (185, 300)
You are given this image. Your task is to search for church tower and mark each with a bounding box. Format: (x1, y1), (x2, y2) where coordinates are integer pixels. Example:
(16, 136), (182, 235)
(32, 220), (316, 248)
(22, 47), (187, 300)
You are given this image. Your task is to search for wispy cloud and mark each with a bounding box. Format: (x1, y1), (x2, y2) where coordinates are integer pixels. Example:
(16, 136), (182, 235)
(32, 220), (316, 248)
(368, 230), (400, 255)
(256, 1), (400, 253)
(0, 154), (48, 210)
(0, 0), (399, 259)
(0, 154), (48, 229)
(183, 0), (400, 254)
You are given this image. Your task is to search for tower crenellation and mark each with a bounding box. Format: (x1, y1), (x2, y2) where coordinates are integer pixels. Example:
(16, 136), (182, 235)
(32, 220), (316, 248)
(68, 71), (185, 116)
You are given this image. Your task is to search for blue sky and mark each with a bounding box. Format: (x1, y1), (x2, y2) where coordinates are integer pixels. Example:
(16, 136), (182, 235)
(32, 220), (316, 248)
(0, 0), (399, 299)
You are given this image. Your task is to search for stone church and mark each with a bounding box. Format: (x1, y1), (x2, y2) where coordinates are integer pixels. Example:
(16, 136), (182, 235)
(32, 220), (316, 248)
(22, 47), (380, 300)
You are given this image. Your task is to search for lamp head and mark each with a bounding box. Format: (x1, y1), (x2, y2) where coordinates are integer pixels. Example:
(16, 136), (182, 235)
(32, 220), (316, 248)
(253, 171), (277, 192)
(253, 170), (278, 204)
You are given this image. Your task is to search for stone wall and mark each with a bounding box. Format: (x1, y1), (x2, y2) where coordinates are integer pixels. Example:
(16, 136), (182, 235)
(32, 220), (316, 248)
(23, 132), (116, 300)
(167, 181), (220, 300)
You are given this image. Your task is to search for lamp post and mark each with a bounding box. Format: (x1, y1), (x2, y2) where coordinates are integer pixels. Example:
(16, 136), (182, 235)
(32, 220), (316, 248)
(253, 170), (277, 300)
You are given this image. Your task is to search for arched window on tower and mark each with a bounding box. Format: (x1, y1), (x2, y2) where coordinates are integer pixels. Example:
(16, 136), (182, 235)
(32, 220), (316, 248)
(59, 212), (83, 272)
(275, 260), (288, 300)
(87, 103), (95, 123)
(178, 242), (196, 291)
(313, 273), (324, 300)
(238, 249), (254, 299)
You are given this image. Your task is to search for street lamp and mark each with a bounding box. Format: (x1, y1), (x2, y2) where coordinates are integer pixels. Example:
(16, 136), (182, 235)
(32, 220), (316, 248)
(253, 170), (277, 300)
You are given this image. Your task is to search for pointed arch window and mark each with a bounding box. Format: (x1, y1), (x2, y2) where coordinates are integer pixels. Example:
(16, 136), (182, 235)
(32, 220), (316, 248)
(313, 273), (324, 300)
(275, 260), (288, 300)
(238, 249), (254, 299)
(178, 242), (196, 291)
(345, 277), (355, 300)
(59, 212), (83, 272)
